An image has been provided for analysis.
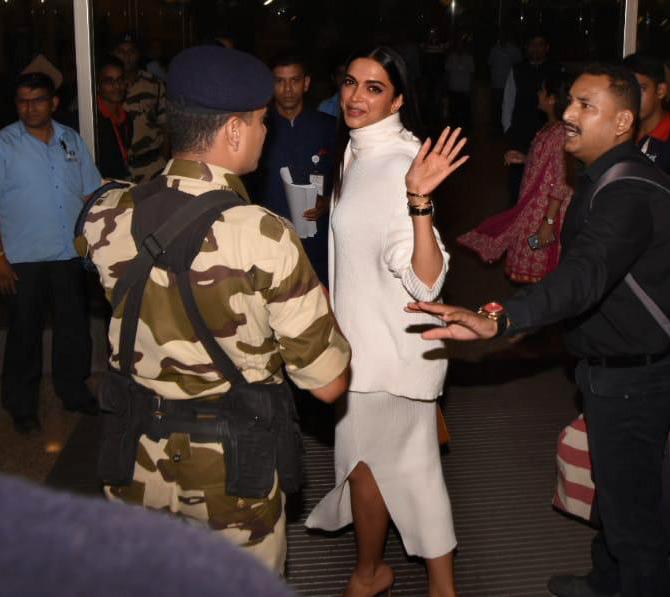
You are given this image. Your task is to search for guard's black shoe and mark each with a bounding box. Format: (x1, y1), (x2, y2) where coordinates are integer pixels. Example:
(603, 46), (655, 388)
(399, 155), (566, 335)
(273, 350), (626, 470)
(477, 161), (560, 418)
(13, 416), (42, 436)
(548, 575), (619, 597)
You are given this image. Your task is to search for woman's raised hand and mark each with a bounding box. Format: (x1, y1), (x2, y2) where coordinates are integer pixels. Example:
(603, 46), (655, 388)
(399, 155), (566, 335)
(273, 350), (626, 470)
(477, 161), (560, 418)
(405, 127), (469, 196)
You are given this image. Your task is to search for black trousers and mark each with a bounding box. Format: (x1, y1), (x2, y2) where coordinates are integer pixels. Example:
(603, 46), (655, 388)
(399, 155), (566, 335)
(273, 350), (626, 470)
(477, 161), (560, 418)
(491, 87), (504, 134)
(2, 259), (93, 420)
(577, 358), (670, 596)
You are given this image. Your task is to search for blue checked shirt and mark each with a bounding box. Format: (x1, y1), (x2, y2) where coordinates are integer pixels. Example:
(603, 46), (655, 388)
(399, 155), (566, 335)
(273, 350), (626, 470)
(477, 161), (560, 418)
(0, 120), (101, 263)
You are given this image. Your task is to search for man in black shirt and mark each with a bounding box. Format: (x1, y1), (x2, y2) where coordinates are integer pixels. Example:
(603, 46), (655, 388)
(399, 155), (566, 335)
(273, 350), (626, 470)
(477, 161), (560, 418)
(410, 64), (670, 597)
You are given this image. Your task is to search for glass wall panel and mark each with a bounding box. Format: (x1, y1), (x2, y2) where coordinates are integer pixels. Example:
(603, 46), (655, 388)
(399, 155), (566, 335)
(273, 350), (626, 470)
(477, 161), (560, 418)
(494, 0), (624, 63)
(636, 0), (670, 60)
(92, 0), (192, 65)
(0, 0), (77, 129)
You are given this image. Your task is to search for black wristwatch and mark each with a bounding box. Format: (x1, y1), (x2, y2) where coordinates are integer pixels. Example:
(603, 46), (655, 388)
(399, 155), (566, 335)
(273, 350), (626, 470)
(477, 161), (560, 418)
(476, 302), (509, 338)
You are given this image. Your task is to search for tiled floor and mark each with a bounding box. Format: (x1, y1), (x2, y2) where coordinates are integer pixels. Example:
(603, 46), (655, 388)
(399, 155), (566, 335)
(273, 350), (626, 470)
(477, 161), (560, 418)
(0, 376), (81, 484)
(0, 313), (108, 485)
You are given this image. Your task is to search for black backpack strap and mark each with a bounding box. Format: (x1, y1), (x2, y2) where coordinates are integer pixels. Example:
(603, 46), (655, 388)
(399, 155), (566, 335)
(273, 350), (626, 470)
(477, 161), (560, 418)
(75, 180), (131, 239)
(111, 190), (243, 310)
(588, 160), (670, 211)
(115, 189), (245, 376)
(175, 271), (247, 385)
(117, 273), (148, 376)
(587, 160), (670, 339)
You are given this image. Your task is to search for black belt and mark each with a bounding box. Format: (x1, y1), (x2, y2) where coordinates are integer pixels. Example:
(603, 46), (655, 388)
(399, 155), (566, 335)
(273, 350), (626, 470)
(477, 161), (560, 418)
(586, 352), (670, 368)
(143, 394), (236, 444)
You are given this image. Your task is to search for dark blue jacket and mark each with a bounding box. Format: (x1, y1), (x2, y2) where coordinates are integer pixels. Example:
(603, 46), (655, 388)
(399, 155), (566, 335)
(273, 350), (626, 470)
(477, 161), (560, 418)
(249, 107), (336, 285)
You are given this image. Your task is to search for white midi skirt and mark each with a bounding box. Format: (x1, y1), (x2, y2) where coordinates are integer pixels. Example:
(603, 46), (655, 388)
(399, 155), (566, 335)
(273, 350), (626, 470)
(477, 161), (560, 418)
(305, 391), (457, 559)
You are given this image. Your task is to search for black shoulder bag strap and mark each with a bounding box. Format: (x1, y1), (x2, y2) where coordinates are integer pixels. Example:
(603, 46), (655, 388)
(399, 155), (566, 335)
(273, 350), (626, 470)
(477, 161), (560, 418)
(588, 160), (670, 211)
(75, 180), (132, 239)
(174, 271), (247, 385)
(74, 181), (131, 271)
(589, 160), (670, 339)
(114, 188), (247, 380)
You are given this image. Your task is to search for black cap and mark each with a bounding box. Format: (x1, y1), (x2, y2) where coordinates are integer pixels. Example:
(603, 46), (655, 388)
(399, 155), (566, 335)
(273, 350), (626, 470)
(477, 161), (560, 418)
(167, 45), (273, 114)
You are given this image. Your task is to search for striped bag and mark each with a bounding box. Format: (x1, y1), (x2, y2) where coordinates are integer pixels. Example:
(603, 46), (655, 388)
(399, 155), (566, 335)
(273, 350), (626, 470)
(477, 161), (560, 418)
(553, 414), (595, 522)
(554, 415), (670, 527)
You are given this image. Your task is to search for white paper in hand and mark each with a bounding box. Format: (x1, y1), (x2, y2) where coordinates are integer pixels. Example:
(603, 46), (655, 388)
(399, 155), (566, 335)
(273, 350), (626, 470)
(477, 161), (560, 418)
(280, 167), (318, 238)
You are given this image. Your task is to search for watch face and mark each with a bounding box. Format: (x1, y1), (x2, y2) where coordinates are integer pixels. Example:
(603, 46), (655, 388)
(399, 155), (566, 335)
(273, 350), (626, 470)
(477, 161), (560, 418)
(484, 302), (504, 314)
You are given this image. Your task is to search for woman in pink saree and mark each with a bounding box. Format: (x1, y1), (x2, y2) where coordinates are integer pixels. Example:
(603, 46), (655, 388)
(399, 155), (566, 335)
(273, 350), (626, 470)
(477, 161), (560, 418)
(458, 68), (573, 283)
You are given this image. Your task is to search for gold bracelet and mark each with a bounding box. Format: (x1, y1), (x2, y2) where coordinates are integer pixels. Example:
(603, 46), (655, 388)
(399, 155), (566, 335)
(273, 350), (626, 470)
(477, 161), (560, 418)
(407, 199), (432, 209)
(406, 190), (431, 199)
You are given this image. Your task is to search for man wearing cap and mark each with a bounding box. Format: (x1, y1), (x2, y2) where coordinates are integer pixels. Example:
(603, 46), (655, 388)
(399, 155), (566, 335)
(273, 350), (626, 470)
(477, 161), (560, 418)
(0, 72), (101, 434)
(81, 46), (351, 573)
(113, 33), (167, 183)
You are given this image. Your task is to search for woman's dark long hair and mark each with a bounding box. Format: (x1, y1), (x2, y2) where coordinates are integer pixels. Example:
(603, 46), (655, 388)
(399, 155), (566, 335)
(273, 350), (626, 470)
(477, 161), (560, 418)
(542, 65), (572, 122)
(332, 46), (424, 200)
(542, 65), (577, 188)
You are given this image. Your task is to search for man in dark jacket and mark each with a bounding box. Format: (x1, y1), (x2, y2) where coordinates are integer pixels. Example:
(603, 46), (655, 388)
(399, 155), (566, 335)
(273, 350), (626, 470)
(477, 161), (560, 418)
(250, 52), (335, 286)
(411, 64), (670, 597)
(502, 32), (553, 203)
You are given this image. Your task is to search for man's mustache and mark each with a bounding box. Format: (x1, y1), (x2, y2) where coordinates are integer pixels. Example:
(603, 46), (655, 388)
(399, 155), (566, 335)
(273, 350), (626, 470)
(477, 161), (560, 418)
(563, 122), (581, 135)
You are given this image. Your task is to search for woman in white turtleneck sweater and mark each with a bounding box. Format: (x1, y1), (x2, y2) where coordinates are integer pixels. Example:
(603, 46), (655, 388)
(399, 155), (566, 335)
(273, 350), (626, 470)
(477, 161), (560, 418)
(305, 47), (468, 597)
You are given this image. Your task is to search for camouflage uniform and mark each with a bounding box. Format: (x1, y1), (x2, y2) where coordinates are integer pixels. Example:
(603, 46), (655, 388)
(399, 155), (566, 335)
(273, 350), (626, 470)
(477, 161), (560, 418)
(124, 70), (167, 183)
(82, 158), (351, 573)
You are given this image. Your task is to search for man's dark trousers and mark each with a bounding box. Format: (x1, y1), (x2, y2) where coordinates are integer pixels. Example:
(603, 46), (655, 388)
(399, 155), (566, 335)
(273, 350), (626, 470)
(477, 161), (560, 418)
(576, 358), (670, 596)
(2, 259), (93, 420)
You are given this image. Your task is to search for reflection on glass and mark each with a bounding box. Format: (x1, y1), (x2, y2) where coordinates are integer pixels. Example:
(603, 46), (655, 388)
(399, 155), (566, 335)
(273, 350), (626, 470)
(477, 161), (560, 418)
(0, 0), (76, 129)
(501, 0), (623, 62)
(637, 0), (670, 59)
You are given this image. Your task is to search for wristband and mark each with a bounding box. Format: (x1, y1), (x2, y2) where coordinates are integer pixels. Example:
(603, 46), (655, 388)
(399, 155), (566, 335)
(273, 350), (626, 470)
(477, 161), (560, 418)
(408, 203), (433, 217)
(543, 216), (555, 225)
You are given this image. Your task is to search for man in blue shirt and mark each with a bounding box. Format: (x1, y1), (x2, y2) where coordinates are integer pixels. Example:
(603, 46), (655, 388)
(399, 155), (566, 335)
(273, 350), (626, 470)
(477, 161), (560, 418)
(318, 57), (345, 119)
(0, 73), (101, 434)
(250, 52), (335, 286)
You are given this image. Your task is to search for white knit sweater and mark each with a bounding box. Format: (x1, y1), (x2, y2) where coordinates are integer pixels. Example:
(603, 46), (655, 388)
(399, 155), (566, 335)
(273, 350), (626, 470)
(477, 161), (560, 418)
(329, 113), (449, 401)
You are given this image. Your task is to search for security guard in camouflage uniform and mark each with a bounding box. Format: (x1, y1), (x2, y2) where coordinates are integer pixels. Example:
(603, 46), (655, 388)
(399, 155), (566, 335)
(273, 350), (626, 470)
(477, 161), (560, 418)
(113, 33), (167, 183)
(81, 46), (351, 574)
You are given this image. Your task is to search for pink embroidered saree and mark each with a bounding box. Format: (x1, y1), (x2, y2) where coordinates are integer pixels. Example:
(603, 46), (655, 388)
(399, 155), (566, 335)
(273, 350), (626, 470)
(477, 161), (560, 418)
(458, 122), (573, 283)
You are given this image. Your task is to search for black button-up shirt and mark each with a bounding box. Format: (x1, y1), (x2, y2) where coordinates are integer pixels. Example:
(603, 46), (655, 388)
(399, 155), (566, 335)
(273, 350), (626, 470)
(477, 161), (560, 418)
(503, 140), (670, 357)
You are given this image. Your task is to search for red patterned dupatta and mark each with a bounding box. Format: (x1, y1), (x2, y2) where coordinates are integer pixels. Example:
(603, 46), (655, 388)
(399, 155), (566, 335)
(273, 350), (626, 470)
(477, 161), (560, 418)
(458, 122), (573, 283)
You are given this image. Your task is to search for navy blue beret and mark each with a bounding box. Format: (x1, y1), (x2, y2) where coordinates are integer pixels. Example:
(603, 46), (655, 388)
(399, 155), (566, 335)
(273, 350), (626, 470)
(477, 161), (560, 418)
(167, 45), (273, 113)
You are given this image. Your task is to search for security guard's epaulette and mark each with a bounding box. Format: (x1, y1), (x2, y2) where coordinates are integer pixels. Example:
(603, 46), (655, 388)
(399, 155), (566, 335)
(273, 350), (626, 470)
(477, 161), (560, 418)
(74, 180), (131, 270)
